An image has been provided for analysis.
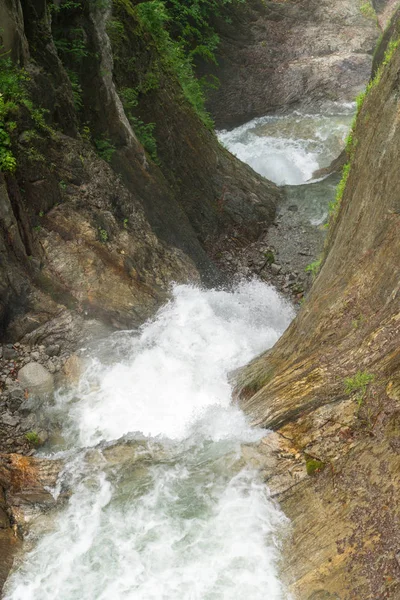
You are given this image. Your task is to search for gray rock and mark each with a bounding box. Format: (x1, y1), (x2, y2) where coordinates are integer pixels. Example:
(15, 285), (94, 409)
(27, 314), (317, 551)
(271, 263), (282, 275)
(46, 361), (56, 374)
(3, 347), (18, 360)
(30, 351), (40, 361)
(9, 387), (24, 400)
(46, 344), (60, 357)
(2, 412), (20, 427)
(18, 363), (54, 395)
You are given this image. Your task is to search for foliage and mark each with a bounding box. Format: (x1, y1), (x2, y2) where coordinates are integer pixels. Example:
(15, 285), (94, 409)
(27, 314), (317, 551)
(0, 53), (51, 173)
(25, 431), (41, 446)
(94, 137), (116, 162)
(328, 162), (351, 219)
(165, 0), (244, 63)
(360, 1), (376, 21)
(119, 87), (158, 159)
(305, 257), (322, 279)
(133, 0), (215, 128)
(54, 27), (89, 62)
(344, 371), (374, 406)
(264, 250), (275, 264)
(98, 228), (109, 242)
(0, 55), (28, 172)
(66, 69), (83, 110)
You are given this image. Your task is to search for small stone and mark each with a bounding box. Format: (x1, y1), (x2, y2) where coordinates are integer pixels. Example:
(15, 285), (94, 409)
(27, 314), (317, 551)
(2, 412), (20, 427)
(3, 347), (18, 360)
(271, 263), (282, 275)
(9, 387), (24, 400)
(45, 344), (60, 357)
(30, 351), (40, 361)
(47, 361), (56, 374)
(287, 204), (298, 212)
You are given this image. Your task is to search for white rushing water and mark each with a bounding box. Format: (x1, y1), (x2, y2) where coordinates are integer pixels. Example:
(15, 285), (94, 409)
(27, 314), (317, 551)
(5, 281), (294, 600)
(217, 105), (354, 186)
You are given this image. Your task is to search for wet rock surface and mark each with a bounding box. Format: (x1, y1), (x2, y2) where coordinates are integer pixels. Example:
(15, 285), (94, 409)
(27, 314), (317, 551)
(199, 0), (380, 127)
(235, 20), (400, 599)
(211, 178), (333, 305)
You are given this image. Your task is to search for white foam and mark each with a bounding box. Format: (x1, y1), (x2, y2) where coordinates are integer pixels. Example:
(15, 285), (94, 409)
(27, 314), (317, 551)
(60, 280), (294, 446)
(217, 109), (353, 185)
(4, 281), (293, 600)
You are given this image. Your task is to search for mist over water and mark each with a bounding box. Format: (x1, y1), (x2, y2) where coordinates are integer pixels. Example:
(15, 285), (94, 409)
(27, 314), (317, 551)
(5, 281), (294, 600)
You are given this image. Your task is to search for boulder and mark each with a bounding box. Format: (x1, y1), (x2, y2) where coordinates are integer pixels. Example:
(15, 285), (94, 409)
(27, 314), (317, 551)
(18, 363), (54, 396)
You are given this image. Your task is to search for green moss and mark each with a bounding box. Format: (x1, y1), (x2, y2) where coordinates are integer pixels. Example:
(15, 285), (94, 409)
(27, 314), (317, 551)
(305, 456), (326, 476)
(328, 162), (351, 220)
(360, 1), (377, 21)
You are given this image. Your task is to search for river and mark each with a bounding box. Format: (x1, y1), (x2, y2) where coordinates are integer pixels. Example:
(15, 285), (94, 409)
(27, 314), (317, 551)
(4, 106), (353, 600)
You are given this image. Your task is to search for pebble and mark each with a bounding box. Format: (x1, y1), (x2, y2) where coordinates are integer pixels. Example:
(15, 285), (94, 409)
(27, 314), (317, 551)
(2, 412), (20, 427)
(271, 263), (282, 275)
(46, 344), (60, 357)
(3, 347), (18, 360)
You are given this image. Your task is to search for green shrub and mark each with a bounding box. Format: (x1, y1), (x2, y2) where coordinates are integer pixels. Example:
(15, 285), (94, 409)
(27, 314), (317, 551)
(0, 51), (53, 173)
(25, 431), (41, 446)
(94, 137), (116, 162)
(305, 258), (322, 279)
(344, 370), (374, 406)
(98, 227), (108, 242)
(119, 87), (158, 159)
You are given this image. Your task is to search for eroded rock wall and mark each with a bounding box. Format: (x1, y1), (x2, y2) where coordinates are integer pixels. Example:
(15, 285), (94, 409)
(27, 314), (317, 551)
(198, 0), (380, 127)
(0, 0), (280, 342)
(235, 17), (400, 600)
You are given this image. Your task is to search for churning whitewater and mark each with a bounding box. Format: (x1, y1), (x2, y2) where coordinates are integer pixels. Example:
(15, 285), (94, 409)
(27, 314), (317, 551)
(217, 105), (354, 185)
(4, 281), (294, 600)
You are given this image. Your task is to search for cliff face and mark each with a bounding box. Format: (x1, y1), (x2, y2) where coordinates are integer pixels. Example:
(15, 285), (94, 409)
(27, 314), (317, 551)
(198, 0), (380, 127)
(236, 17), (400, 600)
(0, 0), (280, 343)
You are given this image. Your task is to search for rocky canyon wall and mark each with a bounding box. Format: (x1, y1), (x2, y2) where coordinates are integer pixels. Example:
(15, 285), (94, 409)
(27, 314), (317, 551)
(0, 0), (280, 344)
(236, 13), (400, 599)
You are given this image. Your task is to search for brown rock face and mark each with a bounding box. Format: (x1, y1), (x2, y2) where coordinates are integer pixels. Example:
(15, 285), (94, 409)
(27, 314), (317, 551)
(198, 0), (380, 127)
(235, 24), (400, 600)
(0, 0), (280, 343)
(0, 453), (63, 591)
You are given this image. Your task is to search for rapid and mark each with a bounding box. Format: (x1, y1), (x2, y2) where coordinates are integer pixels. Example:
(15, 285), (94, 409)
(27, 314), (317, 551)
(4, 105), (352, 600)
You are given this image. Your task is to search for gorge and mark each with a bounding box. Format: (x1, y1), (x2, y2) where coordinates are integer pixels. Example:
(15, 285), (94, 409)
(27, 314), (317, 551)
(0, 0), (399, 598)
